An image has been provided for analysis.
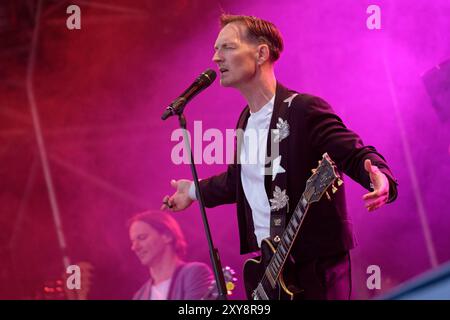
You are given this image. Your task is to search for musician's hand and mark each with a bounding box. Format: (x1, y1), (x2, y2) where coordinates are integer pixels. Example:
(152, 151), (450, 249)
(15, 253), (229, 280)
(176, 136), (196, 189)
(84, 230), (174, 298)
(161, 179), (194, 212)
(362, 159), (390, 212)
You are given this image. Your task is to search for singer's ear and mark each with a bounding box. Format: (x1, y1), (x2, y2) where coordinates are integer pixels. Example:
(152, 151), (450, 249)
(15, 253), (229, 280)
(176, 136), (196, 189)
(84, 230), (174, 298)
(256, 43), (270, 65)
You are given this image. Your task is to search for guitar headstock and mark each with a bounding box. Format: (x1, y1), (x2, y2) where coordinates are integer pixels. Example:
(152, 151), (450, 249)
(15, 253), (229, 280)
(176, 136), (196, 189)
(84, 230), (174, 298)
(304, 153), (342, 204)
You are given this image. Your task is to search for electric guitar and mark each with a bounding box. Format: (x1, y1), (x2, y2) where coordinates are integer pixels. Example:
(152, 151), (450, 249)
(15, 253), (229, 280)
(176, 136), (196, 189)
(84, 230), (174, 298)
(243, 153), (342, 300)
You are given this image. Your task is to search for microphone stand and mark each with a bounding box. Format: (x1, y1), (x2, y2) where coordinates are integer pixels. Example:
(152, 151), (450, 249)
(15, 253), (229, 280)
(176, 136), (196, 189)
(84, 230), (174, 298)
(175, 111), (228, 300)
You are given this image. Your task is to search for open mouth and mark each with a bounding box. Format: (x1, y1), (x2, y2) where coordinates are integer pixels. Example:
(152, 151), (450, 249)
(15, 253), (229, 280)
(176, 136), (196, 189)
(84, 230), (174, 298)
(219, 67), (229, 74)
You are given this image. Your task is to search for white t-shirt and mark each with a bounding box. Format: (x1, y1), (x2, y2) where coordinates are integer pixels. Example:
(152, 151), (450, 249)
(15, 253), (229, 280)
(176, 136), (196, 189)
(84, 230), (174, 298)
(239, 96), (274, 246)
(150, 278), (172, 300)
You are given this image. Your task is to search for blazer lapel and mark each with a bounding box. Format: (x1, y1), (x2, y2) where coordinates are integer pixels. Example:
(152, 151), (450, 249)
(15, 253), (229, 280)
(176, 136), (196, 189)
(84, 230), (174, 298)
(264, 82), (295, 242)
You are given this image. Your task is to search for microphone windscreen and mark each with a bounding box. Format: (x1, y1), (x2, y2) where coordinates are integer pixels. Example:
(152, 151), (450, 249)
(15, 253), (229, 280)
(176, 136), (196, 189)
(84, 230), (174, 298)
(201, 69), (217, 85)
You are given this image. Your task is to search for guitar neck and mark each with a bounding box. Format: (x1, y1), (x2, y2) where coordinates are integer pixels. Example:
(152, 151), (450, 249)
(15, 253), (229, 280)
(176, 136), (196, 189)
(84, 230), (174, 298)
(263, 191), (311, 289)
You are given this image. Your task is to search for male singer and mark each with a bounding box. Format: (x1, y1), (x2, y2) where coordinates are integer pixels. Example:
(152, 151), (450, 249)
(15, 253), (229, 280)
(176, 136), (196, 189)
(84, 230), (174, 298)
(162, 14), (398, 299)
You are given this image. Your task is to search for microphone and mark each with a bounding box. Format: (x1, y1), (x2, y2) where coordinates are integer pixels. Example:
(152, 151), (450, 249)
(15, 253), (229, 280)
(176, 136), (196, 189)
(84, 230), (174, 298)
(161, 69), (217, 120)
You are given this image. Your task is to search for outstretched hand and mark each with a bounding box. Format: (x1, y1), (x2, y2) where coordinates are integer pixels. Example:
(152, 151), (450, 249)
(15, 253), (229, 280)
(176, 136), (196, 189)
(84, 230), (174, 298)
(362, 159), (390, 212)
(161, 179), (194, 212)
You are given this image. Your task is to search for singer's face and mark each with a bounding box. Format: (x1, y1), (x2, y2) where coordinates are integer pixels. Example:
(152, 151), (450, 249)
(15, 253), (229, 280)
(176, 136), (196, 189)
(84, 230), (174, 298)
(213, 23), (258, 88)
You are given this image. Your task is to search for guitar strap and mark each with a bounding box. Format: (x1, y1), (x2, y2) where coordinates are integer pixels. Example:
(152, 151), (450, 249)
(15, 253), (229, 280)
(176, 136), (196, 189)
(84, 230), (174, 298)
(264, 89), (297, 243)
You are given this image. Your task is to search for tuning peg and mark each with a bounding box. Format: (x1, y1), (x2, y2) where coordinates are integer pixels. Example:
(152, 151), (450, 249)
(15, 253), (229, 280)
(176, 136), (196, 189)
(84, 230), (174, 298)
(226, 282), (235, 291)
(337, 178), (343, 186)
(325, 191), (331, 200)
(331, 184), (338, 194)
(311, 168), (317, 174)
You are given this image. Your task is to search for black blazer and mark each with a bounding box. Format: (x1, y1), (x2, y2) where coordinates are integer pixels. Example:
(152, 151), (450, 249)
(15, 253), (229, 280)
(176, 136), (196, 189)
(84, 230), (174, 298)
(198, 82), (398, 262)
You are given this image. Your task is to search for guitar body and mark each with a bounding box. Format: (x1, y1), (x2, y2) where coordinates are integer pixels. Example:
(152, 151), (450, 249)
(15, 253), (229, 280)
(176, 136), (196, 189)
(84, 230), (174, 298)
(243, 238), (301, 300)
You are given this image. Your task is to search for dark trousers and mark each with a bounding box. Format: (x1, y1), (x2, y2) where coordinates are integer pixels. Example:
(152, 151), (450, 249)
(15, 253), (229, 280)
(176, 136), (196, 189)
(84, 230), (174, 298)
(286, 251), (352, 300)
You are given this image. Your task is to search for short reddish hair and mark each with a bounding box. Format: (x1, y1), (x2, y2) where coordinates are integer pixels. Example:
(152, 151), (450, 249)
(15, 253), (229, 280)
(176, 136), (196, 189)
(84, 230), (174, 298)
(220, 14), (284, 62)
(128, 211), (187, 258)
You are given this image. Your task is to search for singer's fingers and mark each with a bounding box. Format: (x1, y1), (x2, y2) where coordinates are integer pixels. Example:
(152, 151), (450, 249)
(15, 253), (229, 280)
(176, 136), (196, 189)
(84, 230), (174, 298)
(365, 159), (381, 175)
(161, 195), (169, 210)
(364, 159), (373, 173)
(366, 195), (388, 212)
(161, 195), (174, 210)
(362, 190), (379, 201)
